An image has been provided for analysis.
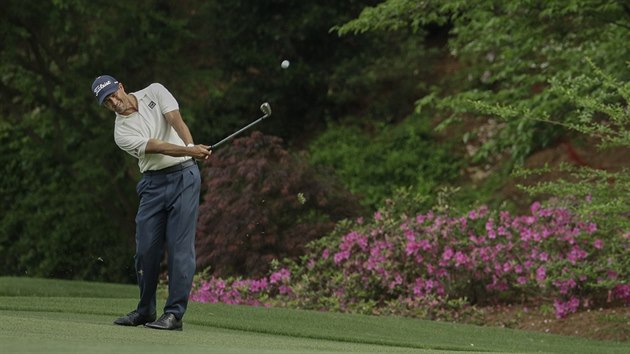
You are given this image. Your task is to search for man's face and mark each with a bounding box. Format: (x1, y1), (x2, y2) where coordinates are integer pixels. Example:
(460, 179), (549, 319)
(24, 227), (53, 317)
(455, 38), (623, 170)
(102, 84), (125, 113)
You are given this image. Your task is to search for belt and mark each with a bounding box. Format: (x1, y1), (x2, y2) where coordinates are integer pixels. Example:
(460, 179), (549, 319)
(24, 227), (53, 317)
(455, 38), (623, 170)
(144, 159), (196, 175)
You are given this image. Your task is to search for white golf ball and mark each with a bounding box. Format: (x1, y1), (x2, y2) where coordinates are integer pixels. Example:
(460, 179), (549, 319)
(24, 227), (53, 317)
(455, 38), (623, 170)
(281, 60), (290, 69)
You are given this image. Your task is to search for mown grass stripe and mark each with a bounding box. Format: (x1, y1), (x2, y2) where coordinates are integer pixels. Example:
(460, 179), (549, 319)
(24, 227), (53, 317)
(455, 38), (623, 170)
(0, 298), (479, 352)
(0, 276), (137, 298)
(0, 311), (430, 354)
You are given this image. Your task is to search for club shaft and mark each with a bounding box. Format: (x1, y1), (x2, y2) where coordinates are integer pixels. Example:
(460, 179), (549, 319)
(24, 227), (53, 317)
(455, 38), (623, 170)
(210, 113), (269, 150)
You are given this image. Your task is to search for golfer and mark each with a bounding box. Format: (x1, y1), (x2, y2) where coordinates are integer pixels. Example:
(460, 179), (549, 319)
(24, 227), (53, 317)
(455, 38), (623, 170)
(91, 75), (211, 331)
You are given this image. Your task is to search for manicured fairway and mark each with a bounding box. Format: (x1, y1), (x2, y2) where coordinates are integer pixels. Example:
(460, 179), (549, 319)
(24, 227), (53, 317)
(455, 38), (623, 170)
(0, 277), (627, 353)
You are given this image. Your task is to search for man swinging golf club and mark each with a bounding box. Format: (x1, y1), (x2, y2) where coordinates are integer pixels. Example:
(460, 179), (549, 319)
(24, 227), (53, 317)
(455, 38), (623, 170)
(91, 75), (211, 331)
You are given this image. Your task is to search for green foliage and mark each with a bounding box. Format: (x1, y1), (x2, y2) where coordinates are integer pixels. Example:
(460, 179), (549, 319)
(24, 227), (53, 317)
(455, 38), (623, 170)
(308, 117), (461, 209)
(0, 0), (201, 282)
(337, 0), (630, 163)
(334, 0), (447, 35)
(511, 62), (630, 234)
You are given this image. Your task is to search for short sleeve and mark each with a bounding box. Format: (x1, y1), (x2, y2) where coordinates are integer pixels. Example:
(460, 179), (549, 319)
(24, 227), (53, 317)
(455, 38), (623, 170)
(150, 83), (179, 114)
(114, 124), (149, 158)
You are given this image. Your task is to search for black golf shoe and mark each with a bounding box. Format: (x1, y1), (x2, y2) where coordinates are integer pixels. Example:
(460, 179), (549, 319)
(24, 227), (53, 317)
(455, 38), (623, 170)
(113, 310), (156, 326)
(145, 313), (183, 331)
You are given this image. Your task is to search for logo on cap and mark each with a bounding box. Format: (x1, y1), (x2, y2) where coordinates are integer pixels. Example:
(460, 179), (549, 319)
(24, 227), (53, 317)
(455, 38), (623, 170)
(93, 80), (112, 97)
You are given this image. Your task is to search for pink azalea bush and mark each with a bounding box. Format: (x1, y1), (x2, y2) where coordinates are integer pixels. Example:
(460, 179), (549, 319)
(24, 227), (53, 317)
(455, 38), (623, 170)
(189, 266), (292, 306)
(190, 201), (630, 319)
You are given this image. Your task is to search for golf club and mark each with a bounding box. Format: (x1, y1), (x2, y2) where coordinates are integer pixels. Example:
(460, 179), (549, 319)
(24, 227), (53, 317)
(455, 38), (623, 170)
(209, 102), (272, 150)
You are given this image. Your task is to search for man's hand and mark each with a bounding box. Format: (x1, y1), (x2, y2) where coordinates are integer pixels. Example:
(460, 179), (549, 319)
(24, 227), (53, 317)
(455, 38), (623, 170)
(188, 144), (212, 160)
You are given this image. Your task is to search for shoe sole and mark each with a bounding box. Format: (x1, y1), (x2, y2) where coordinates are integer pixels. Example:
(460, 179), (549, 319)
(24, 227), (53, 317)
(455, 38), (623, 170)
(144, 325), (183, 331)
(113, 322), (155, 326)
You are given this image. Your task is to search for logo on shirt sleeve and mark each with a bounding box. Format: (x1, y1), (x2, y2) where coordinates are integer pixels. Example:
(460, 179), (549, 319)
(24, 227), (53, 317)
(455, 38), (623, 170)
(148, 101), (156, 109)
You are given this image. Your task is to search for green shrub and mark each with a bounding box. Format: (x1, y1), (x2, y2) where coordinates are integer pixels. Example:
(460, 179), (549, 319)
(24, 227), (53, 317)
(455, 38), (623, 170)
(307, 118), (462, 209)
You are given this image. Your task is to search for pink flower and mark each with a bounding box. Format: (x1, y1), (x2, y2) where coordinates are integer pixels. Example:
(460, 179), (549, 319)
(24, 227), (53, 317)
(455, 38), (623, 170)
(585, 223), (597, 233)
(536, 266), (547, 282)
(539, 252), (549, 262)
(454, 251), (468, 267)
(567, 246), (588, 264)
(613, 284), (630, 305)
(340, 231), (368, 251)
(554, 297), (580, 319)
(405, 241), (419, 256)
(278, 285), (292, 295)
(333, 250), (351, 264)
(251, 278), (269, 292)
(307, 259), (315, 269)
(593, 239), (604, 249)
(485, 219), (496, 239)
(553, 278), (577, 295)
(412, 278), (428, 297)
(322, 248), (329, 259)
(442, 247), (454, 262)
(374, 211), (382, 221)
(389, 273), (403, 289)
(405, 239), (431, 256)
(435, 268), (448, 277)
(404, 229), (415, 241)
(530, 201), (541, 215)
(269, 268), (290, 284)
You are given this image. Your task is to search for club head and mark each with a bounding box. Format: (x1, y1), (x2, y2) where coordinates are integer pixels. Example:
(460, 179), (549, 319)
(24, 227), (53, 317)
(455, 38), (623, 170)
(260, 102), (272, 117)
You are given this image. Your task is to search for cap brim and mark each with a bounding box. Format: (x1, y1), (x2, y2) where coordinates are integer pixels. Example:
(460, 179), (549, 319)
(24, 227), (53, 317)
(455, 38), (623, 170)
(97, 84), (119, 105)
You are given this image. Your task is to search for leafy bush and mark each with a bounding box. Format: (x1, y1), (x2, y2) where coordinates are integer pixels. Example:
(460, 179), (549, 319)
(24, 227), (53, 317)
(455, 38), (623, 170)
(307, 119), (462, 209)
(509, 61), (630, 238)
(0, 119), (137, 283)
(195, 132), (364, 277)
(336, 0), (630, 164)
(191, 200), (629, 320)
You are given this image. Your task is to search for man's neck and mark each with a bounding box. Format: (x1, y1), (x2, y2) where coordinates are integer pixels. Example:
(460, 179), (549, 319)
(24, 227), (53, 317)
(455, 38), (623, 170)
(120, 94), (138, 116)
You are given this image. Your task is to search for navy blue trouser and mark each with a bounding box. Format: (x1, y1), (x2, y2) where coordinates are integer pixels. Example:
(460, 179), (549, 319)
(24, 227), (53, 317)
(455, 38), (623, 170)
(134, 162), (200, 320)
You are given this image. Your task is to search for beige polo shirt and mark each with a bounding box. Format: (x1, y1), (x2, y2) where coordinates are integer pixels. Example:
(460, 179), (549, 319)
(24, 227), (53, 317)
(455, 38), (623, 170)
(114, 83), (191, 173)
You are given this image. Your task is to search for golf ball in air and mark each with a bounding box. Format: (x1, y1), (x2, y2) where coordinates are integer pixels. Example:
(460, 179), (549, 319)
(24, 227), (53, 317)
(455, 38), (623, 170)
(281, 60), (290, 69)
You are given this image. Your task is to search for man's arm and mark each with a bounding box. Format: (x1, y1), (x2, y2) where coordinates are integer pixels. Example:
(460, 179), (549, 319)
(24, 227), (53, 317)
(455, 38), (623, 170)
(145, 139), (210, 159)
(144, 109), (211, 160)
(164, 110), (194, 146)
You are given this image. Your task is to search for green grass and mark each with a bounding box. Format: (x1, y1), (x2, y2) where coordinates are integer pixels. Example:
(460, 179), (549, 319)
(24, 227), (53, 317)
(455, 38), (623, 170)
(0, 276), (137, 298)
(0, 277), (627, 353)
